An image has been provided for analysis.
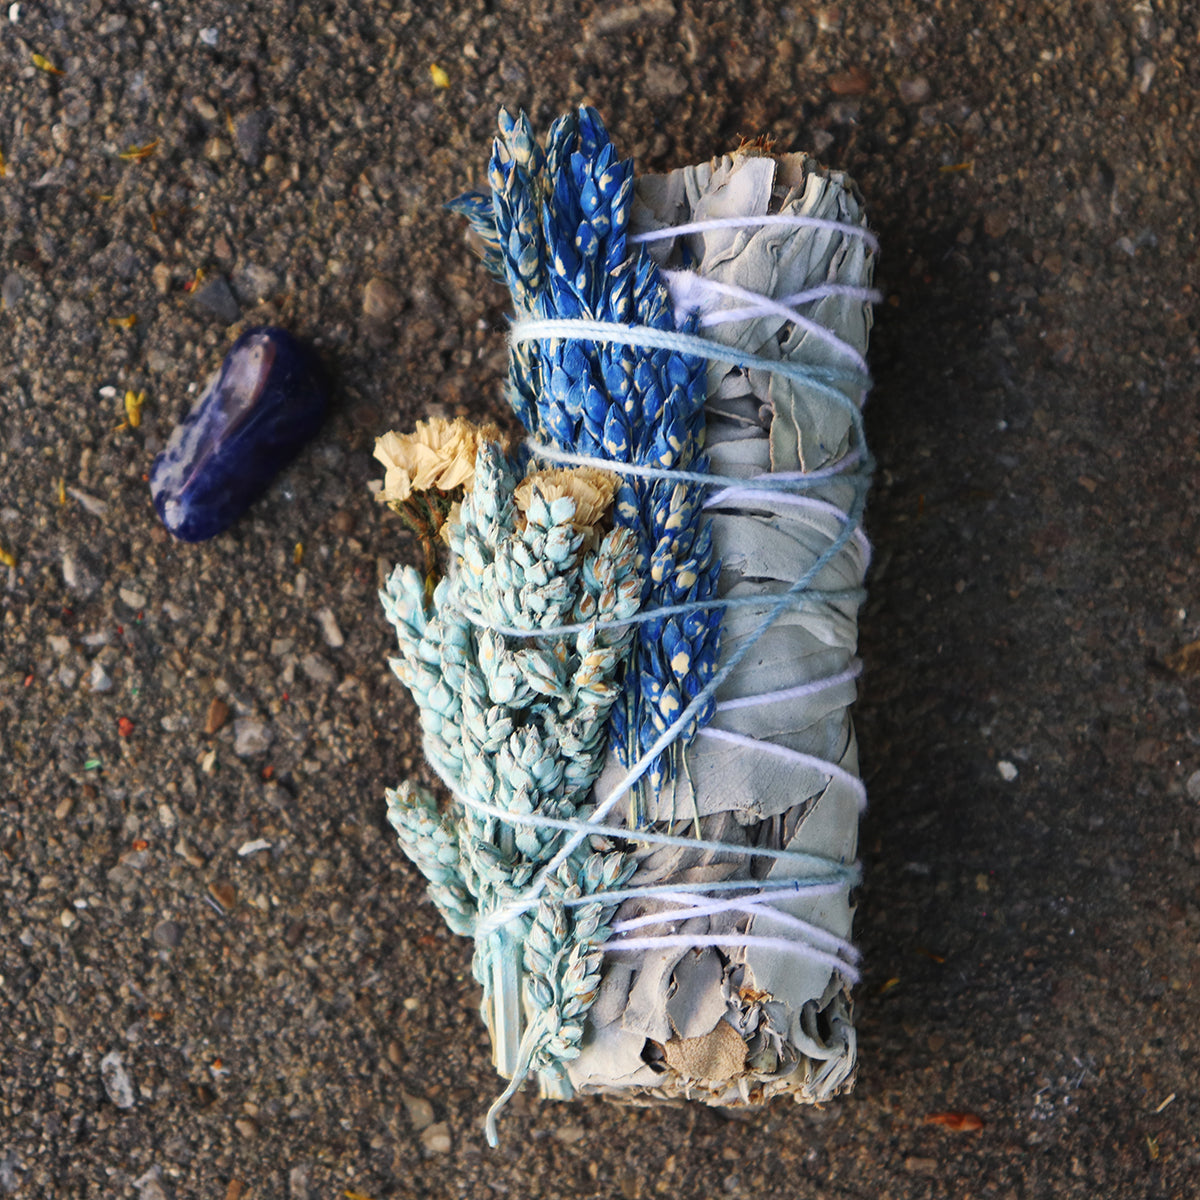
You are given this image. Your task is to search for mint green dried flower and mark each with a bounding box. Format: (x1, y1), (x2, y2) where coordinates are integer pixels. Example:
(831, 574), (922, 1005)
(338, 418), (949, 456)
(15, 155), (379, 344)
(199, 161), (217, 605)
(381, 443), (642, 1106)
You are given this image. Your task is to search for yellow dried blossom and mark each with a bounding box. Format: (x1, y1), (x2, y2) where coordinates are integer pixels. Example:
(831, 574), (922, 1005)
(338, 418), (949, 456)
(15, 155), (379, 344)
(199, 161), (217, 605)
(439, 500), (463, 546)
(514, 466), (619, 533)
(373, 417), (504, 506)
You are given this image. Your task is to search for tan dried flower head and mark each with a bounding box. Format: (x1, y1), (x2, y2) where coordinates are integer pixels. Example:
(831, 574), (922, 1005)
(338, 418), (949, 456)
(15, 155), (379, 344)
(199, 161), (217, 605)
(514, 466), (619, 533)
(373, 418), (504, 506)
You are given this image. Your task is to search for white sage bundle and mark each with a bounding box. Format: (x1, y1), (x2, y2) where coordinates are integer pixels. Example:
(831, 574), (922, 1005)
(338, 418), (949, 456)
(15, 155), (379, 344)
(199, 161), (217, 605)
(379, 110), (875, 1138)
(562, 149), (876, 1104)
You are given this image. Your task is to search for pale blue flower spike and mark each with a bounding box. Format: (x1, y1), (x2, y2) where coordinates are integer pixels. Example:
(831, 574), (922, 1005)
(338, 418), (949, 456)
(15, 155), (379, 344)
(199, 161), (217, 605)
(382, 437), (642, 1125)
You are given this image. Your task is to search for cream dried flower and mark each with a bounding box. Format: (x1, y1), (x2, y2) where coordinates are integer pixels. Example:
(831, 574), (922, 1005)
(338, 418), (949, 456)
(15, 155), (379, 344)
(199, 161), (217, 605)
(374, 418), (504, 506)
(514, 467), (619, 533)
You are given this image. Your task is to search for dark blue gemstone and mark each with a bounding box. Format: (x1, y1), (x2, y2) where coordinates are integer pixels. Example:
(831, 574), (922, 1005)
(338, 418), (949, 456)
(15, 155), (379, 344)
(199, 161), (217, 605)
(149, 327), (328, 542)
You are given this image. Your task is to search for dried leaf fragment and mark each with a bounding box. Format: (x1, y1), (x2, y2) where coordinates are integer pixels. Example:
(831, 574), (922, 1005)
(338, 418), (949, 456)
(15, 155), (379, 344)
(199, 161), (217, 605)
(124, 390), (145, 428)
(119, 138), (160, 161)
(108, 313), (137, 330)
(429, 63), (450, 89)
(32, 52), (64, 75)
(925, 1111), (984, 1132)
(1165, 639), (1200, 675)
(0, 546), (15, 569)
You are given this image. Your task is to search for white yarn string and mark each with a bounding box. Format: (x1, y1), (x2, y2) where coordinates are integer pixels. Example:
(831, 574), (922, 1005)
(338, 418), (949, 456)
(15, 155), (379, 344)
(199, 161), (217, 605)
(628, 212), (880, 252)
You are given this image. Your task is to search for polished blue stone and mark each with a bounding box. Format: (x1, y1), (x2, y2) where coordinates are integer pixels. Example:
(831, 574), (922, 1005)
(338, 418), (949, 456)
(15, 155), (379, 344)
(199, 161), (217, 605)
(149, 327), (328, 542)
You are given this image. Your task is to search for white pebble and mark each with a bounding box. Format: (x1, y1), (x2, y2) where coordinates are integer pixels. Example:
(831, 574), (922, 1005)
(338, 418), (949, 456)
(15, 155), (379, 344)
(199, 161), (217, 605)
(233, 718), (272, 757)
(401, 1091), (435, 1132)
(100, 1049), (136, 1109)
(419, 1122), (452, 1155)
(997, 760), (1018, 782)
(316, 606), (344, 648)
(133, 1167), (168, 1200)
(67, 487), (107, 518)
(89, 661), (113, 693)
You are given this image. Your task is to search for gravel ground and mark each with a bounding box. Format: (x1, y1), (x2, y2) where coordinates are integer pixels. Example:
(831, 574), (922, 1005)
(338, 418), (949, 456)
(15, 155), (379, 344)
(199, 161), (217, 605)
(2, 1), (1198, 1197)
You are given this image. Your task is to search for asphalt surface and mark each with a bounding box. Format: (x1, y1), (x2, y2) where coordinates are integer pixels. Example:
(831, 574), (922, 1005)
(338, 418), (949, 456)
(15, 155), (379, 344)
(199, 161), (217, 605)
(1, 1), (1198, 1197)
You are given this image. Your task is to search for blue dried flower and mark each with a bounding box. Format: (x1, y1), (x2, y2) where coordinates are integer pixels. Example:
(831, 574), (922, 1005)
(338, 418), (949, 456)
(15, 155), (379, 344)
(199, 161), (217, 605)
(451, 107), (723, 800)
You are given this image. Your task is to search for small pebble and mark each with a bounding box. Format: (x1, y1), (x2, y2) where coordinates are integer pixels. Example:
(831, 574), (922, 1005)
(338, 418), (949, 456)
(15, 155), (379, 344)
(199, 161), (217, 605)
(231, 263), (279, 304)
(234, 110), (271, 166)
(419, 1122), (452, 1155)
(898, 76), (931, 104)
(2, 272), (25, 307)
(204, 697), (230, 735)
(61, 549), (99, 595)
(589, 3), (674, 37)
(301, 653), (336, 685)
(176, 839), (206, 868)
(152, 920), (183, 948)
(316, 607), (344, 648)
(100, 1049), (136, 1109)
(644, 64), (687, 100)
(817, 6), (841, 32)
(119, 585), (147, 609)
(133, 1166), (169, 1200)
(983, 209), (1011, 238)
(68, 487), (107, 518)
(288, 1166), (312, 1200)
(233, 717), (272, 757)
(401, 1092), (435, 1132)
(997, 760), (1018, 782)
(89, 661), (113, 693)
(362, 276), (404, 323)
(191, 275), (240, 324)
(208, 880), (237, 910)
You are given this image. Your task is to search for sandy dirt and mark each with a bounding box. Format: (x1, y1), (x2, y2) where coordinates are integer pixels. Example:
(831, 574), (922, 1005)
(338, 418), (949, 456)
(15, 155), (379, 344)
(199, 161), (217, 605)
(1, 1), (1197, 1196)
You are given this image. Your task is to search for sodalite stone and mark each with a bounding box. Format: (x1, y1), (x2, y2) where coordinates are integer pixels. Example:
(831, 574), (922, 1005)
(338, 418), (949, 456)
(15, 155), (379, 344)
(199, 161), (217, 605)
(149, 327), (328, 541)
